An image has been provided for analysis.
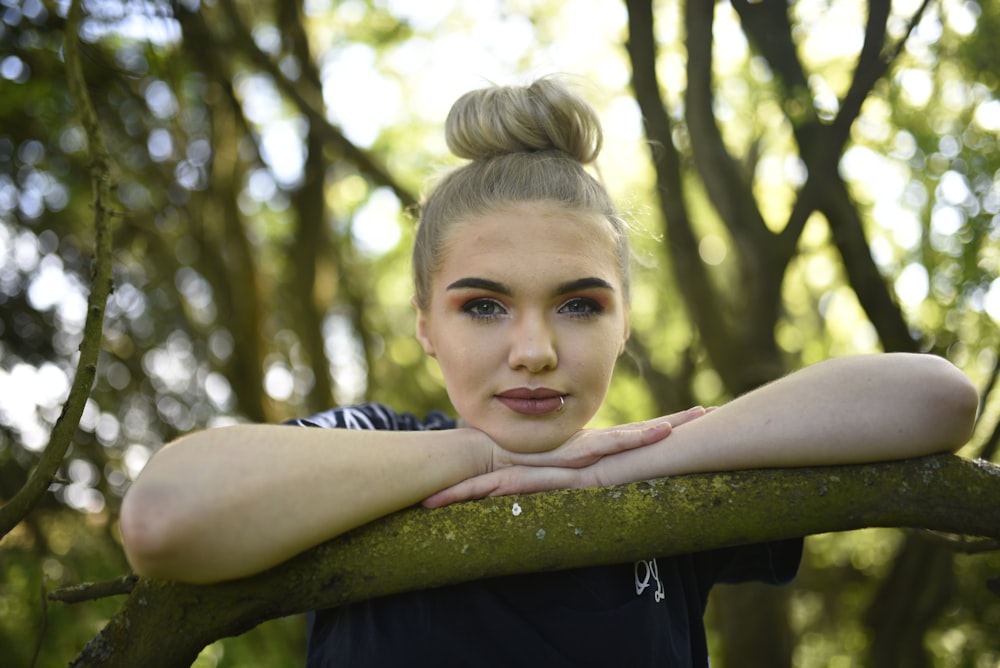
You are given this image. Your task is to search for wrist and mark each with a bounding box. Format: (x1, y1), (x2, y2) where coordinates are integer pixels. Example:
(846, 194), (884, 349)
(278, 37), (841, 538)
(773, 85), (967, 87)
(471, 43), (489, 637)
(457, 427), (496, 476)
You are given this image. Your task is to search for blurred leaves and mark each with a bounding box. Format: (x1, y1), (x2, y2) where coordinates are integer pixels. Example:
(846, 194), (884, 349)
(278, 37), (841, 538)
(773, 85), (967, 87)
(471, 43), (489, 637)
(0, 0), (998, 666)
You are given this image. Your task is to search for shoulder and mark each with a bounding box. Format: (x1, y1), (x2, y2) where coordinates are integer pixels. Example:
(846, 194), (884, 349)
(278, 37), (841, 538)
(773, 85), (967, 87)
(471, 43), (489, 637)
(286, 402), (457, 431)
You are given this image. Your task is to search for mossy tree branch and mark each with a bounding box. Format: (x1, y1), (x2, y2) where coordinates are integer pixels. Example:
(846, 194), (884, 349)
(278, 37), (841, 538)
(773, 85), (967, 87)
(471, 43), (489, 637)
(0, 0), (115, 538)
(71, 454), (1000, 668)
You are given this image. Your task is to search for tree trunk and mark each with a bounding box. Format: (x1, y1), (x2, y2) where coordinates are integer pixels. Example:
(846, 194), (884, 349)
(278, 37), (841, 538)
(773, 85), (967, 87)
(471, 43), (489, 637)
(711, 584), (794, 668)
(865, 534), (956, 668)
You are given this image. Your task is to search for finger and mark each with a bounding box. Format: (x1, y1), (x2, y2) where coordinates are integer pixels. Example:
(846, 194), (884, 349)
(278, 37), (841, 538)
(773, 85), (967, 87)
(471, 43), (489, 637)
(662, 406), (707, 428)
(520, 420), (671, 469)
(423, 467), (581, 507)
(484, 467), (581, 495)
(607, 418), (674, 450)
(422, 474), (504, 508)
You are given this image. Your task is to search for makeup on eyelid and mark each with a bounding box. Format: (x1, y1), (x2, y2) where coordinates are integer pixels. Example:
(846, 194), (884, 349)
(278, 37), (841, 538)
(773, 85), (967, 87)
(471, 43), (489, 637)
(415, 202), (630, 454)
(447, 281), (612, 317)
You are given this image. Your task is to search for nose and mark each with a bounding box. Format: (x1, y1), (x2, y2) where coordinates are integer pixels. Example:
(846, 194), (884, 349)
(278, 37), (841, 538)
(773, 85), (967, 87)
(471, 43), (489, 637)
(508, 311), (558, 372)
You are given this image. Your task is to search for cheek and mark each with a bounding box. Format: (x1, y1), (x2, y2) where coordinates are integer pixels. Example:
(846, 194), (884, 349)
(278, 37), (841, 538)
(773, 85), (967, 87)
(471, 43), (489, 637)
(436, 341), (493, 391)
(564, 353), (616, 396)
(437, 335), (494, 365)
(584, 359), (617, 396)
(572, 338), (621, 395)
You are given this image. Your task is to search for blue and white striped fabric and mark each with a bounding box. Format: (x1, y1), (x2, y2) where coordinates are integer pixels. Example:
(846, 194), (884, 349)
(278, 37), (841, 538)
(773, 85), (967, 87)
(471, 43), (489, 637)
(287, 402), (456, 432)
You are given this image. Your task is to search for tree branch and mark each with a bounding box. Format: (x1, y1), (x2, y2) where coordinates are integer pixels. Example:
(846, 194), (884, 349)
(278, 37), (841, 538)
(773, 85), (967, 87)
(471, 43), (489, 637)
(684, 1), (774, 256)
(71, 454), (1000, 667)
(683, 0), (789, 390)
(206, 0), (418, 209)
(0, 0), (115, 537)
(280, 0), (338, 413)
(820, 180), (919, 352)
(624, 0), (762, 389)
(734, 0), (925, 352)
(50, 576), (138, 605)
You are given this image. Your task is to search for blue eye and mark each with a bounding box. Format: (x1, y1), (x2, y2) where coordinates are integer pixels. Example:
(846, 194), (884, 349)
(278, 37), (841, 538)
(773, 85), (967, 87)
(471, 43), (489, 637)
(559, 298), (603, 318)
(462, 298), (507, 321)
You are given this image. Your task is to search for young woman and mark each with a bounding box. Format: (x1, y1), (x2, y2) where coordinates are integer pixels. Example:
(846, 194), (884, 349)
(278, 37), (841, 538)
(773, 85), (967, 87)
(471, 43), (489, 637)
(120, 78), (979, 666)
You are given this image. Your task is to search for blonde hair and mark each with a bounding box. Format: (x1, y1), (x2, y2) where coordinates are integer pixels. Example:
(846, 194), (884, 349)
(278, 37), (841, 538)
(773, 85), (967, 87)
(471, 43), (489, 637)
(412, 77), (630, 308)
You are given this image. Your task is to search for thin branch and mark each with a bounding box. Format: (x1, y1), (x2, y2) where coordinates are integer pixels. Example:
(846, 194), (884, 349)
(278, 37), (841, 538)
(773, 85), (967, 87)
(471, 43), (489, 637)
(734, 0), (931, 254)
(206, 0), (417, 209)
(684, 0), (775, 255)
(0, 0), (116, 537)
(819, 178), (919, 352)
(917, 530), (1000, 554)
(830, 0), (934, 151)
(30, 576), (48, 668)
(977, 416), (1000, 463)
(975, 349), (1000, 462)
(825, 0), (892, 150)
(977, 348), (1000, 422)
(50, 575), (139, 605)
(730, 0), (811, 97)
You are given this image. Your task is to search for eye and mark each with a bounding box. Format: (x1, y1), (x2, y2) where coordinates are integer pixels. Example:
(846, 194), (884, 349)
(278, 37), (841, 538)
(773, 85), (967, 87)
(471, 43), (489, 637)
(462, 298), (507, 321)
(558, 297), (603, 318)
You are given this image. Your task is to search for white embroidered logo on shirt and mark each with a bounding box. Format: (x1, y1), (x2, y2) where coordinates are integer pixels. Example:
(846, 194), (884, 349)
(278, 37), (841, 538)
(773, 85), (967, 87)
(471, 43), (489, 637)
(634, 558), (665, 602)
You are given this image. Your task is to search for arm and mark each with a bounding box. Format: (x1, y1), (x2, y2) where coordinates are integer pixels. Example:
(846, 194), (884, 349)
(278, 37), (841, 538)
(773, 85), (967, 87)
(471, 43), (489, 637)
(597, 352), (977, 482)
(120, 413), (677, 583)
(120, 426), (491, 584)
(424, 353), (979, 505)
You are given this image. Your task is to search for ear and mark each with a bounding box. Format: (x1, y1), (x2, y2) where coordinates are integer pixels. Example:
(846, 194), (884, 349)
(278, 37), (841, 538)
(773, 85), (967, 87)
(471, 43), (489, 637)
(412, 296), (437, 357)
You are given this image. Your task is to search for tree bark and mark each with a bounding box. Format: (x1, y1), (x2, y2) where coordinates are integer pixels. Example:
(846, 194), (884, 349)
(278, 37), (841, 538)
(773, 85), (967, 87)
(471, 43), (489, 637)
(71, 454), (1000, 667)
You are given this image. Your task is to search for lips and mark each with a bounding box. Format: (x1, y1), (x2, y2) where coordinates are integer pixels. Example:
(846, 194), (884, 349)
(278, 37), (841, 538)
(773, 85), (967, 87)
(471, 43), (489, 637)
(495, 388), (565, 416)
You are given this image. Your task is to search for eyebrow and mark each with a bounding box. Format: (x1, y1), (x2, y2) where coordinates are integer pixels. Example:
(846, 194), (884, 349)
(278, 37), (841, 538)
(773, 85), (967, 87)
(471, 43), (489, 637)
(446, 276), (615, 296)
(447, 277), (512, 294)
(556, 277), (615, 294)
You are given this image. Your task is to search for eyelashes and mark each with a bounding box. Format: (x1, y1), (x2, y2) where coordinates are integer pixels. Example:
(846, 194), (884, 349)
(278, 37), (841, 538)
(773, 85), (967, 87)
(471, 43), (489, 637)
(462, 298), (506, 321)
(558, 297), (604, 318)
(460, 297), (605, 322)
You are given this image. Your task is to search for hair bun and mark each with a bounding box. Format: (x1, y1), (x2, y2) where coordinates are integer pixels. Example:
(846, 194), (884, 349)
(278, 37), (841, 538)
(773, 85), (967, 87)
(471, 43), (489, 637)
(445, 78), (602, 165)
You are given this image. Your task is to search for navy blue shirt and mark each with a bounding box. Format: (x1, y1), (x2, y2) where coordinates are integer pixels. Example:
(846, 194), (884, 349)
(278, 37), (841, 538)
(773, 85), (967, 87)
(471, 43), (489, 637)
(291, 404), (802, 667)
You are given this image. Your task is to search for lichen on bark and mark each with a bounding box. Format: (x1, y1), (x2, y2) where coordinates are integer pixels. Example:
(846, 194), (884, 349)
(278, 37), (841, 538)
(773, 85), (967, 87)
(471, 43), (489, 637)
(72, 454), (1000, 668)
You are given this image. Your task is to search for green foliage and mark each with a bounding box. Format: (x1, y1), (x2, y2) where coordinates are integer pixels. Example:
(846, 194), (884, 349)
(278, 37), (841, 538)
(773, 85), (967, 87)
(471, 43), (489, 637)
(0, 512), (129, 668)
(0, 0), (998, 665)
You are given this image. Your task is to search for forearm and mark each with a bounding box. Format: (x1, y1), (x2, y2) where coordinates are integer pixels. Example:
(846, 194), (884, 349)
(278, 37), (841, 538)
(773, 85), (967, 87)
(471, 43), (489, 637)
(120, 425), (488, 583)
(598, 353), (978, 484)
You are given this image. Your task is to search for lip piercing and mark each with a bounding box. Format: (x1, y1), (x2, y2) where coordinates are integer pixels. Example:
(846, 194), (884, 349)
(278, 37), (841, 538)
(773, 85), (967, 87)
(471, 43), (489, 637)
(557, 396), (565, 412)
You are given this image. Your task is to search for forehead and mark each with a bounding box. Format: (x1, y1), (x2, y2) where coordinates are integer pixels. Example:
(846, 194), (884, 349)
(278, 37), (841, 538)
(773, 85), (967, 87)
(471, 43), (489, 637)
(436, 203), (622, 284)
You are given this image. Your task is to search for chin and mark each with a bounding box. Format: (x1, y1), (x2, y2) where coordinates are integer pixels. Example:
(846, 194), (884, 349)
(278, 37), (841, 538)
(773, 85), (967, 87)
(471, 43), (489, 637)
(458, 403), (590, 454)
(486, 424), (570, 455)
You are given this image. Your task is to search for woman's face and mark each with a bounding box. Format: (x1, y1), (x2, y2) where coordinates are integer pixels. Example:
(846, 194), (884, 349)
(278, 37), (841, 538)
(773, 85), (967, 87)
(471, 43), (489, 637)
(415, 201), (630, 454)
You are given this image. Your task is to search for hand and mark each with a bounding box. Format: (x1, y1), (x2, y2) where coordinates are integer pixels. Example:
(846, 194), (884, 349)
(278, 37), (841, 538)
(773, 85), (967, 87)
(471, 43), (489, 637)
(423, 406), (708, 508)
